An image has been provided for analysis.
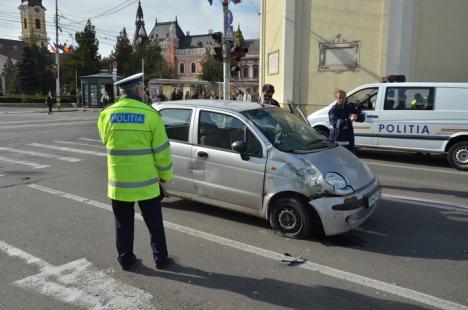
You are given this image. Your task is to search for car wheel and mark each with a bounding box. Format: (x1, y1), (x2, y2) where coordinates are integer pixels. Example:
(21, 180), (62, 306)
(314, 127), (329, 138)
(448, 142), (468, 171)
(269, 197), (312, 239)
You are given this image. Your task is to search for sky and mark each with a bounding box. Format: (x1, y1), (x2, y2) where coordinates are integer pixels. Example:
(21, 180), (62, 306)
(0, 0), (261, 56)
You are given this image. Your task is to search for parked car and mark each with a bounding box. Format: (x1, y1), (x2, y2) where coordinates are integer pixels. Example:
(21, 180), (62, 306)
(153, 100), (381, 238)
(307, 82), (468, 170)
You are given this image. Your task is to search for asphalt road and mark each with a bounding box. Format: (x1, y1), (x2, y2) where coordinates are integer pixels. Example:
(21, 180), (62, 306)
(0, 110), (467, 310)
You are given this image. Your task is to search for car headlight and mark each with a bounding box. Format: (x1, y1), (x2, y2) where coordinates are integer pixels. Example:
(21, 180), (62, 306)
(325, 172), (347, 190)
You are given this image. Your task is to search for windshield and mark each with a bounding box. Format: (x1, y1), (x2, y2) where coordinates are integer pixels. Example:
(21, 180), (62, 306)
(242, 108), (333, 152)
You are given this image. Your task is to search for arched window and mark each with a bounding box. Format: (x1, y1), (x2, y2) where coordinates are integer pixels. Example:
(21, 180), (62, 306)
(24, 18), (27, 29)
(179, 63), (185, 74)
(191, 63), (196, 73)
(35, 19), (41, 29)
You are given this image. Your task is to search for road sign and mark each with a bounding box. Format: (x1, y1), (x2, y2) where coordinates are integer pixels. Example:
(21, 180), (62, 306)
(224, 9), (233, 26)
(112, 68), (117, 82)
(224, 25), (234, 42)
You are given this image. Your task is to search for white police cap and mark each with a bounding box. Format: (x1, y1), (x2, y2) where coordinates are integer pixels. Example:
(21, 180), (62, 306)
(114, 72), (143, 88)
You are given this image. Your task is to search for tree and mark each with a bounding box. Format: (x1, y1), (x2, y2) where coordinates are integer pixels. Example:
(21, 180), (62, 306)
(201, 52), (223, 83)
(141, 39), (172, 80)
(16, 45), (54, 94)
(74, 19), (101, 75)
(111, 28), (134, 77)
(2, 58), (18, 94)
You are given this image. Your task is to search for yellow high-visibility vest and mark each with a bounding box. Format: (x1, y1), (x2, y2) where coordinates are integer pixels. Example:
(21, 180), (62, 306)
(97, 97), (173, 202)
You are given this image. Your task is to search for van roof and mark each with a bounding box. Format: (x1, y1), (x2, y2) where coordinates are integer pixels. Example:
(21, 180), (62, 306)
(153, 100), (272, 112)
(359, 82), (468, 88)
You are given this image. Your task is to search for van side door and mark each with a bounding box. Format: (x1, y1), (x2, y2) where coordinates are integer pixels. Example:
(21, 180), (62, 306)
(378, 86), (438, 150)
(346, 86), (381, 147)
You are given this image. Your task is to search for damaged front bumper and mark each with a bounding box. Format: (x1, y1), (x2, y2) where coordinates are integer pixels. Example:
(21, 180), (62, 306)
(309, 179), (381, 236)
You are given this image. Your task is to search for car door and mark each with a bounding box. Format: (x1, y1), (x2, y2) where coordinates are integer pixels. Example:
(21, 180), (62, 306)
(159, 107), (196, 196)
(346, 87), (381, 146)
(191, 109), (267, 210)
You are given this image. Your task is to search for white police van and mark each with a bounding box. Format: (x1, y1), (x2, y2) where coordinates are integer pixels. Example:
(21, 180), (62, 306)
(307, 82), (468, 171)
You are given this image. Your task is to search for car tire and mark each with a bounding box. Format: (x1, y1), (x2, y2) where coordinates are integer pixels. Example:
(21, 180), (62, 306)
(314, 127), (329, 139)
(447, 141), (468, 171)
(269, 197), (312, 239)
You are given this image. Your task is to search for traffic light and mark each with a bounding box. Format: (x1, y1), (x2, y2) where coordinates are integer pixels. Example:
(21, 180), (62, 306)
(230, 46), (248, 75)
(211, 32), (223, 62)
(212, 31), (223, 44)
(213, 46), (223, 62)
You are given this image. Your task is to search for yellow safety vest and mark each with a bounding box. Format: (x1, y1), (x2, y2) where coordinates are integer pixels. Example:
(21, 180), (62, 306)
(97, 97), (173, 202)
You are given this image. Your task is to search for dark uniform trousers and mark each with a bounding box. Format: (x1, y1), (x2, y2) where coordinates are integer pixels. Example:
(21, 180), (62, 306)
(111, 196), (168, 266)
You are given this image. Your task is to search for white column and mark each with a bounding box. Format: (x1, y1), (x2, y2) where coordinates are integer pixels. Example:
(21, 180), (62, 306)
(282, 0), (296, 104)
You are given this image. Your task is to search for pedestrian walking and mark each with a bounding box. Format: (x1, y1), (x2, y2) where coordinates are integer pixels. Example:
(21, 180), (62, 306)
(259, 84), (280, 107)
(97, 73), (174, 271)
(101, 91), (110, 108)
(328, 89), (365, 153)
(46, 90), (54, 115)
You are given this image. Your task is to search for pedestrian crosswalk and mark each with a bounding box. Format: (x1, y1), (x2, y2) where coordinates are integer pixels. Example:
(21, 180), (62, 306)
(0, 138), (105, 171)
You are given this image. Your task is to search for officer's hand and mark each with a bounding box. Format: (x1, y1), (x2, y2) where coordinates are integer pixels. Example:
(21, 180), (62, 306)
(349, 114), (357, 122)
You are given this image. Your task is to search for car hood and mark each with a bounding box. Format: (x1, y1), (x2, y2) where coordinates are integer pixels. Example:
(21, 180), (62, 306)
(290, 146), (375, 193)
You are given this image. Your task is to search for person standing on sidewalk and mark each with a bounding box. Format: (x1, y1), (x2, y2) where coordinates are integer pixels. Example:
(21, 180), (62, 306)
(46, 90), (54, 115)
(97, 73), (174, 271)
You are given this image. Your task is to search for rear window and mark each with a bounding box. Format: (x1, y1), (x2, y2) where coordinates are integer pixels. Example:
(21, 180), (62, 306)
(384, 87), (435, 110)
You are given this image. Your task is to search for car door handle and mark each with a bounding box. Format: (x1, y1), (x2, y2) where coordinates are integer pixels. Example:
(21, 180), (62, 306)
(197, 151), (208, 158)
(366, 114), (379, 119)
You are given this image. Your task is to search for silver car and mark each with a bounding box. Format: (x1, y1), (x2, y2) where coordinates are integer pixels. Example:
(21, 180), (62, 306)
(154, 100), (381, 239)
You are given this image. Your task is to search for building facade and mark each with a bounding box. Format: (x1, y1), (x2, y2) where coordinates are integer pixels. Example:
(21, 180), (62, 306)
(260, 0), (468, 113)
(133, 2), (259, 91)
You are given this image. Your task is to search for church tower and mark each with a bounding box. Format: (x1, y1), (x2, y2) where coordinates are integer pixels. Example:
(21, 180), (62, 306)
(19, 0), (48, 47)
(133, 0), (148, 46)
(163, 22), (179, 76)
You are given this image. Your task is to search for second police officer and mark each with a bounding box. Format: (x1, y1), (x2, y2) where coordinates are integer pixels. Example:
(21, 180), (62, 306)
(97, 73), (173, 271)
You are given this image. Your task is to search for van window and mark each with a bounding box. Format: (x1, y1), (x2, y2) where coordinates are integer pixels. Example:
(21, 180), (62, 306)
(346, 88), (378, 111)
(160, 109), (192, 142)
(384, 87), (435, 110)
(198, 111), (262, 157)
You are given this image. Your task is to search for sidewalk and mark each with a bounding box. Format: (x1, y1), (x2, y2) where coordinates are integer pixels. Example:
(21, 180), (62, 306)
(0, 104), (101, 114)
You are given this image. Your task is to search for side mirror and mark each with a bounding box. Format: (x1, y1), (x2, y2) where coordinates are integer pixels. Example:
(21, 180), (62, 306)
(231, 141), (249, 161)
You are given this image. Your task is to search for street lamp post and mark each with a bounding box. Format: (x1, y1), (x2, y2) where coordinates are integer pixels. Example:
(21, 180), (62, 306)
(222, 0), (230, 100)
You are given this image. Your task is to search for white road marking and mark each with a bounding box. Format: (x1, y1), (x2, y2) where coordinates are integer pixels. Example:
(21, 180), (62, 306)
(0, 118), (96, 125)
(0, 147), (81, 163)
(28, 184), (468, 310)
(53, 140), (104, 148)
(383, 194), (468, 213)
(0, 241), (155, 310)
(79, 138), (102, 143)
(364, 160), (466, 176)
(354, 227), (389, 237)
(0, 120), (96, 130)
(0, 156), (50, 169)
(28, 143), (106, 157)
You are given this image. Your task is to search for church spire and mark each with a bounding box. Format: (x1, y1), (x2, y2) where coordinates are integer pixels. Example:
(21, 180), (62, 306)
(133, 0), (147, 46)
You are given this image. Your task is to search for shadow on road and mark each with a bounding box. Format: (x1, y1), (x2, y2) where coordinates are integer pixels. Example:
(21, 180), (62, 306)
(384, 184), (468, 199)
(129, 260), (425, 310)
(163, 199), (468, 261)
(356, 149), (450, 168)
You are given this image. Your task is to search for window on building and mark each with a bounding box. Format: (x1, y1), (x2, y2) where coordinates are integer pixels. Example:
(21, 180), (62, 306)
(179, 63), (185, 74)
(253, 65), (259, 79)
(24, 18), (27, 29)
(191, 63), (197, 73)
(159, 109), (193, 142)
(384, 87), (435, 110)
(35, 19), (41, 29)
(242, 66), (249, 79)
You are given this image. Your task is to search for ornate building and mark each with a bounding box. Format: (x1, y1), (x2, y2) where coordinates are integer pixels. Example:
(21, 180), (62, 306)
(132, 3), (259, 91)
(132, 0), (147, 47)
(19, 0), (48, 48)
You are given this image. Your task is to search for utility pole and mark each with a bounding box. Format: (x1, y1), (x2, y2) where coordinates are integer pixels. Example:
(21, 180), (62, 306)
(55, 0), (61, 109)
(222, 0), (230, 100)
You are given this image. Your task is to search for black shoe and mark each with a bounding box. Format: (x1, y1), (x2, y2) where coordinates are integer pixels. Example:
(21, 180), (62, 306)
(155, 257), (174, 270)
(120, 256), (137, 271)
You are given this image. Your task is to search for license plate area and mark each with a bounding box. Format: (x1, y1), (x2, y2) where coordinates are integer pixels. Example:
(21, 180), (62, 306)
(367, 189), (381, 208)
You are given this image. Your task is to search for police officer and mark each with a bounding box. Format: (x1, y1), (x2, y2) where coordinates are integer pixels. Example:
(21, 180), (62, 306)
(97, 73), (173, 271)
(328, 89), (365, 153)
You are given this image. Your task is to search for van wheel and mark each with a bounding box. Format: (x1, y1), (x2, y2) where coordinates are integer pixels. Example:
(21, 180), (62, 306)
(269, 198), (312, 239)
(314, 127), (329, 138)
(448, 142), (468, 171)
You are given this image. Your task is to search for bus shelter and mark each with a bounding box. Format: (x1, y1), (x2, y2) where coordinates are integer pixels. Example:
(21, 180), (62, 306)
(80, 72), (120, 107)
(148, 78), (214, 101)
